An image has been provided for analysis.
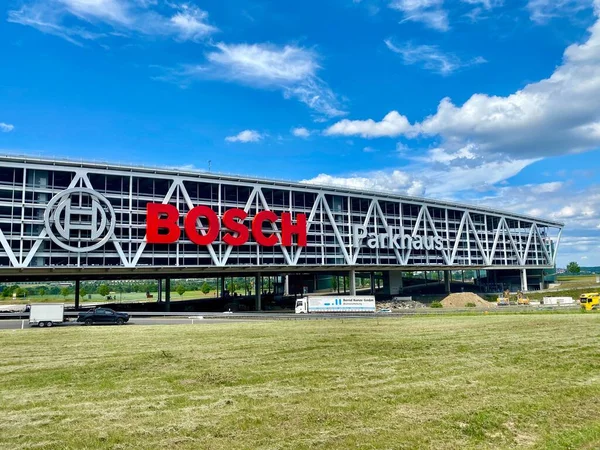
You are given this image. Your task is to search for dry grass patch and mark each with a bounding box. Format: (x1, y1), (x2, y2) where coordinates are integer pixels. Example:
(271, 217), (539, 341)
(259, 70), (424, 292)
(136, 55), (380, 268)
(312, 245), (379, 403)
(1, 315), (600, 449)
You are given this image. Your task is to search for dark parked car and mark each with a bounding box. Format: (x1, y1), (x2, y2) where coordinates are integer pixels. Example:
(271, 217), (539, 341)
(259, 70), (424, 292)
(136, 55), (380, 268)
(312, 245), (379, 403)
(77, 307), (129, 326)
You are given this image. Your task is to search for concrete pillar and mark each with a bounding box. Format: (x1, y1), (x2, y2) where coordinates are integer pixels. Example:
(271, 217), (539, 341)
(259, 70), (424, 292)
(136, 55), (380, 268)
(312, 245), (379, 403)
(157, 279), (162, 302)
(255, 274), (261, 310)
(220, 277), (225, 297)
(75, 279), (80, 310)
(349, 270), (356, 296)
(165, 277), (171, 312)
(387, 271), (403, 296)
(284, 275), (289, 296)
(461, 270), (465, 283)
(521, 269), (528, 292)
(444, 271), (451, 294)
(370, 272), (375, 295)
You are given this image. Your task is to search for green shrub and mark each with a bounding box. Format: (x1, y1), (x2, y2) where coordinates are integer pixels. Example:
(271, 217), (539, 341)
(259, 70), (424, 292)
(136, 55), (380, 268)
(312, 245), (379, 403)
(465, 302), (476, 308)
(430, 301), (443, 308)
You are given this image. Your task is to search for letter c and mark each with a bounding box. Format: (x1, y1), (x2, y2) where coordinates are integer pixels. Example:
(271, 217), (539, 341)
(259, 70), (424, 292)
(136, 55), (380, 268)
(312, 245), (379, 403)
(252, 211), (278, 246)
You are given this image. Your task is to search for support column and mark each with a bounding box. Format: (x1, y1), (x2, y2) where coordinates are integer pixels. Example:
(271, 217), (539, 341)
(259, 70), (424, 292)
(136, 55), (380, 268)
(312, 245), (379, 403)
(220, 277), (225, 297)
(444, 271), (451, 294)
(349, 270), (356, 296)
(370, 272), (375, 295)
(165, 277), (171, 312)
(157, 279), (162, 303)
(75, 279), (80, 310)
(520, 269), (528, 292)
(387, 271), (403, 296)
(284, 275), (289, 296)
(255, 274), (261, 311)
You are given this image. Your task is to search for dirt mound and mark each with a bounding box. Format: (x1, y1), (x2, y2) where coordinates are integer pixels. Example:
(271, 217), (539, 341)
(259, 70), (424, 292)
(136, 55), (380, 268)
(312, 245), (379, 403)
(441, 292), (494, 308)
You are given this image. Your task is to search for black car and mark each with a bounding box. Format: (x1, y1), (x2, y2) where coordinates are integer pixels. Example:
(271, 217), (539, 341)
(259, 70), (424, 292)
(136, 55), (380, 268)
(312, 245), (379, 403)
(77, 307), (129, 326)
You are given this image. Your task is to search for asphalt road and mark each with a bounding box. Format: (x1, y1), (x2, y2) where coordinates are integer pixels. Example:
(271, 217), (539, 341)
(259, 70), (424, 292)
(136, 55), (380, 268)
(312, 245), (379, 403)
(0, 317), (240, 330)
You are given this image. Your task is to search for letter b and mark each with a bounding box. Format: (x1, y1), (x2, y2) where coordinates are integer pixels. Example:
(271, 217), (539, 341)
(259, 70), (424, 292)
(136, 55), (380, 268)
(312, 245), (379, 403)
(146, 203), (180, 244)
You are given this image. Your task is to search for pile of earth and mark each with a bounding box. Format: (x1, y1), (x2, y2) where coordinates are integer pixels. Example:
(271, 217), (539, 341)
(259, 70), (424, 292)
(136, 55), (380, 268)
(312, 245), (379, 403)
(441, 293), (495, 308)
(378, 298), (427, 310)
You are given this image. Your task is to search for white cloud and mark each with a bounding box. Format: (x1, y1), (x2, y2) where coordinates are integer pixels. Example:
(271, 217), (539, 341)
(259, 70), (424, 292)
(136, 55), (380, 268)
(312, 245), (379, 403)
(225, 130), (263, 143)
(301, 148), (534, 198)
(385, 40), (486, 75)
(8, 0), (218, 45)
(292, 127), (311, 138)
(461, 0), (503, 9)
(170, 43), (345, 119)
(168, 4), (219, 42)
(0, 123), (15, 133)
(327, 11), (600, 160)
(324, 111), (413, 138)
(421, 145), (477, 164)
(530, 181), (564, 194)
(416, 16), (600, 158)
(303, 170), (426, 197)
(363, 146), (377, 152)
(58, 0), (131, 25)
(205, 43), (318, 85)
(389, 0), (449, 31)
(527, 0), (593, 23)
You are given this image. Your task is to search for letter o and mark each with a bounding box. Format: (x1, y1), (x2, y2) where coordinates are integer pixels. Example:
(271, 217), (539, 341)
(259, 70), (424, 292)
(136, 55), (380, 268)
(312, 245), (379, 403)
(184, 206), (220, 245)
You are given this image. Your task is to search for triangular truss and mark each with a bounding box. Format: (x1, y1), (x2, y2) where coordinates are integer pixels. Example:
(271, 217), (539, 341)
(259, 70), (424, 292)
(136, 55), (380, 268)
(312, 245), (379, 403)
(0, 165), (561, 270)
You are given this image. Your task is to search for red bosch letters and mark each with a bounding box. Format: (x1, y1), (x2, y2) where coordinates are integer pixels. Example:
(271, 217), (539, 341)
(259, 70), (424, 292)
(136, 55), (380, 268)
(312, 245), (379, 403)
(146, 204), (307, 247)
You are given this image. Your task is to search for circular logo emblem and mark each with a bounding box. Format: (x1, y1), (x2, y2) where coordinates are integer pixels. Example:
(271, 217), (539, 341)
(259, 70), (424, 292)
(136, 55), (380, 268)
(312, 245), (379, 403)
(44, 188), (116, 253)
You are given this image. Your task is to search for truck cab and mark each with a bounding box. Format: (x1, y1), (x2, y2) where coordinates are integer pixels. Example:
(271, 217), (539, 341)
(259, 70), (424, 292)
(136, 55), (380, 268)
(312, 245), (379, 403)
(295, 299), (308, 314)
(579, 293), (600, 311)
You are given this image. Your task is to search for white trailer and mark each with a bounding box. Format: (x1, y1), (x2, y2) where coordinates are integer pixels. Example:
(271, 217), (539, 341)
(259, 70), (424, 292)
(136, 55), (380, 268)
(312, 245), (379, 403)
(29, 304), (65, 327)
(295, 296), (376, 314)
(542, 297), (575, 306)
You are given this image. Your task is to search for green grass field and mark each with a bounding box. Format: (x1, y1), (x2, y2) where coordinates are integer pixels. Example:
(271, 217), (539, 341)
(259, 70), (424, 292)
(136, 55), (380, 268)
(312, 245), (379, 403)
(555, 274), (600, 289)
(1, 314), (600, 449)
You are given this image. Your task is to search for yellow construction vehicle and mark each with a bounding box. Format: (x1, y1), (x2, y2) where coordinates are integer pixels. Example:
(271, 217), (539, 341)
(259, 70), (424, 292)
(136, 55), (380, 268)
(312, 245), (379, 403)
(579, 293), (600, 311)
(497, 289), (510, 306)
(517, 291), (530, 306)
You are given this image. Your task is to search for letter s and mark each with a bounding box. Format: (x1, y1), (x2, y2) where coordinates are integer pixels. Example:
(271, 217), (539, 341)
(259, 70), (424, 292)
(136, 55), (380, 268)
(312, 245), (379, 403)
(435, 236), (444, 251)
(223, 209), (249, 246)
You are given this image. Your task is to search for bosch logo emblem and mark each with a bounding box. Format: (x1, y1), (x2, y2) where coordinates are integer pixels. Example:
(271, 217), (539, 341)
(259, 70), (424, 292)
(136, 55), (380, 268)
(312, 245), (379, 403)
(44, 188), (116, 252)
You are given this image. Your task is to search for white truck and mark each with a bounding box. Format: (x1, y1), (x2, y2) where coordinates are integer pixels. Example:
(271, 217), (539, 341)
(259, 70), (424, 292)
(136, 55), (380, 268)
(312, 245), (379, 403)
(29, 304), (65, 327)
(295, 296), (376, 314)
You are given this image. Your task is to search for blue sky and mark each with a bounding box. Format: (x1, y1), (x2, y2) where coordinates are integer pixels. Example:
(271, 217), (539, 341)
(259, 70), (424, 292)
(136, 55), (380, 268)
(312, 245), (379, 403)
(2, 0), (600, 267)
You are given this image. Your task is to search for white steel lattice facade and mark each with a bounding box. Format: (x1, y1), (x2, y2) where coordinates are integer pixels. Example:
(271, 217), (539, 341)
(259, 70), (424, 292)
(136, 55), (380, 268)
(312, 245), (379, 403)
(0, 156), (563, 277)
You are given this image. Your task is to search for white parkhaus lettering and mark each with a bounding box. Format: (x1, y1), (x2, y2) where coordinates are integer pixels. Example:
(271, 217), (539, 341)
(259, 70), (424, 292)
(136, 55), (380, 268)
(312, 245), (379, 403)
(352, 224), (444, 250)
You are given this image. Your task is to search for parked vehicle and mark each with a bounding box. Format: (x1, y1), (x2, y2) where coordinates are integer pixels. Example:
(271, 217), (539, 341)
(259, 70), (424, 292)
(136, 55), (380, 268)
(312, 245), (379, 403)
(77, 307), (129, 325)
(29, 304), (65, 327)
(295, 296), (376, 314)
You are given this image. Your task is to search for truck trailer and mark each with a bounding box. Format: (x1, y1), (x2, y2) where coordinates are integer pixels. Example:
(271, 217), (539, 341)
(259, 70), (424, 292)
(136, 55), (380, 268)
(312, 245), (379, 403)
(295, 296), (376, 314)
(29, 304), (65, 327)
